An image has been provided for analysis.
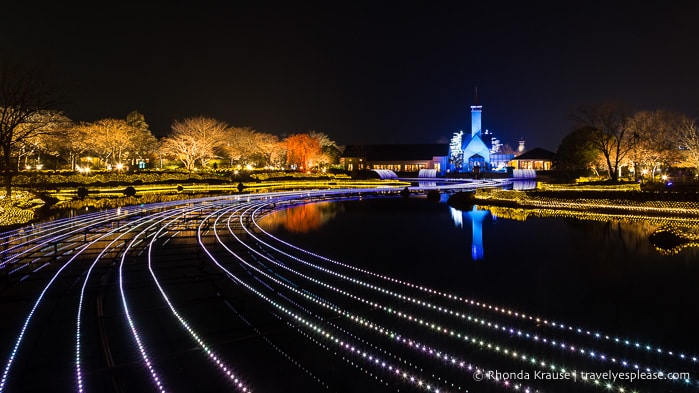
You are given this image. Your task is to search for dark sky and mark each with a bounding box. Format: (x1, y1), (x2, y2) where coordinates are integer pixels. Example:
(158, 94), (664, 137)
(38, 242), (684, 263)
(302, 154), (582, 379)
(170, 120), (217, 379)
(4, 1), (699, 151)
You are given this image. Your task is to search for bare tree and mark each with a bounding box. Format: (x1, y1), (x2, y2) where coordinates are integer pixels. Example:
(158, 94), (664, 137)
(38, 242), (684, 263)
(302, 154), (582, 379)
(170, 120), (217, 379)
(54, 122), (91, 171)
(0, 56), (64, 194)
(571, 102), (632, 181)
(83, 118), (133, 167)
(309, 130), (341, 168)
(160, 117), (228, 171)
(674, 117), (699, 177)
(222, 126), (260, 167)
(14, 111), (72, 170)
(626, 110), (685, 180)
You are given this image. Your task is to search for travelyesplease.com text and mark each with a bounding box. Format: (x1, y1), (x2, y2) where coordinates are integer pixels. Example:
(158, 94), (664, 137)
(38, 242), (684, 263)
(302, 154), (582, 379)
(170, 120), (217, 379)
(473, 369), (690, 383)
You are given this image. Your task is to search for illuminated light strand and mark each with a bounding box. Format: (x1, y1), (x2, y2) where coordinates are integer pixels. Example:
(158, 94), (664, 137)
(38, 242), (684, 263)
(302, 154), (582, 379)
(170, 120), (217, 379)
(208, 202), (476, 392)
(223, 207), (672, 392)
(0, 201), (162, 269)
(230, 205), (660, 383)
(209, 207), (645, 393)
(1, 211), (165, 393)
(249, 202), (696, 369)
(247, 197), (699, 366)
(79, 202), (231, 393)
(79, 203), (207, 392)
(224, 197), (697, 391)
(0, 190), (385, 391)
(200, 224), (506, 393)
(240, 203), (647, 369)
(114, 208), (195, 393)
(140, 207), (252, 392)
(3, 188), (696, 392)
(226, 299), (331, 391)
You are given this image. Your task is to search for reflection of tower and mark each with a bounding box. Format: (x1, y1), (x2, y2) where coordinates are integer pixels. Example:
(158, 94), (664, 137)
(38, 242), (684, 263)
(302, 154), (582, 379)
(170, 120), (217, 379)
(466, 205), (489, 260)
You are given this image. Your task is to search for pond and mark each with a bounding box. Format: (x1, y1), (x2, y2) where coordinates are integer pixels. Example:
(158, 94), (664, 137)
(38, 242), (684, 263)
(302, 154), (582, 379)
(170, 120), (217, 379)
(258, 194), (699, 354)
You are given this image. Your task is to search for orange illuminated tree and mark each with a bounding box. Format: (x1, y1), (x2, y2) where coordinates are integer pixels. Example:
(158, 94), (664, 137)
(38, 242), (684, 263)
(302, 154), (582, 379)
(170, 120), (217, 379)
(284, 133), (321, 170)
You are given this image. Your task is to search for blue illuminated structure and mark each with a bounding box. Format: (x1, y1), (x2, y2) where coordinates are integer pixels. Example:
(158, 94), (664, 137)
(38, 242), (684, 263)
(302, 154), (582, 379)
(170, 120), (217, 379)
(466, 205), (488, 260)
(450, 204), (488, 260)
(457, 88), (491, 172)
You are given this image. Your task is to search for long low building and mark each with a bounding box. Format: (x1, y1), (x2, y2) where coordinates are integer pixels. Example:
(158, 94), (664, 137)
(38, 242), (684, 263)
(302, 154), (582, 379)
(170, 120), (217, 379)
(340, 144), (450, 175)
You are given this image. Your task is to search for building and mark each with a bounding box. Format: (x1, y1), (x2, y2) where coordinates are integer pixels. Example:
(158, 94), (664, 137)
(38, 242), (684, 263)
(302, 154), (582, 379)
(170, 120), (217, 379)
(460, 89), (491, 171)
(340, 90), (554, 177)
(509, 147), (555, 170)
(340, 144), (449, 175)
(449, 88), (514, 173)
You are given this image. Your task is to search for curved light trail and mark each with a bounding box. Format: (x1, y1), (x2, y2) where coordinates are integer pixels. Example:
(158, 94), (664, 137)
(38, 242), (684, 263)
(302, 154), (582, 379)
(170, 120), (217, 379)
(0, 186), (696, 393)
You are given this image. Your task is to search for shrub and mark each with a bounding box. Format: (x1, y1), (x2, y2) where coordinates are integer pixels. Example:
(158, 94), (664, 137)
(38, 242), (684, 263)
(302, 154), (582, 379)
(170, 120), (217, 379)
(123, 186), (137, 197)
(426, 189), (441, 202)
(76, 186), (89, 199)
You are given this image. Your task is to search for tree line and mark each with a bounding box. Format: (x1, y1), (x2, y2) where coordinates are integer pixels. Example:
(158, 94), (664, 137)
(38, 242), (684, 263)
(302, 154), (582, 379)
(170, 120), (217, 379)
(557, 102), (699, 182)
(3, 55), (699, 195)
(0, 56), (341, 194)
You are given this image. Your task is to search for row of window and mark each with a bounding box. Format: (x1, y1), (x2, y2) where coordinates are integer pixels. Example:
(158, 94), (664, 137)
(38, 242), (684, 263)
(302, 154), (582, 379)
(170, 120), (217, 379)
(372, 164), (426, 172)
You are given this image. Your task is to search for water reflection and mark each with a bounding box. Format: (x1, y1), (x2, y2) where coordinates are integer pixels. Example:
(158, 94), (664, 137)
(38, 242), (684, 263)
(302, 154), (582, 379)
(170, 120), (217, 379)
(261, 201), (339, 233)
(510, 179), (537, 190)
(450, 206), (488, 260)
(478, 204), (699, 255)
(259, 196), (699, 354)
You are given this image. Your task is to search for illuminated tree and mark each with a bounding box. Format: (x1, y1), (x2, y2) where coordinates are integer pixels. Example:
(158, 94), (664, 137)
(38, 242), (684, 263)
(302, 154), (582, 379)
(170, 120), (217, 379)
(160, 116), (228, 171)
(284, 133), (321, 170)
(309, 131), (341, 169)
(0, 55), (64, 193)
(221, 126), (280, 167)
(255, 132), (284, 168)
(14, 111), (72, 170)
(448, 131), (463, 170)
(674, 117), (699, 177)
(571, 102), (633, 181)
(82, 118), (133, 167)
(625, 110), (684, 180)
(54, 122), (91, 171)
(126, 111), (159, 168)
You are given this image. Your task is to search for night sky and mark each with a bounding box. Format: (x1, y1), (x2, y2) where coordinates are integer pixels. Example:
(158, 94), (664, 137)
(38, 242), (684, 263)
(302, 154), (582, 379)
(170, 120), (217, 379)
(4, 1), (699, 151)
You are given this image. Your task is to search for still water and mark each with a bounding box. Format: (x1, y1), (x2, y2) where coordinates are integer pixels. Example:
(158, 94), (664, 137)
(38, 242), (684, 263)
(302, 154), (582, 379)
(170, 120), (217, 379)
(259, 194), (699, 355)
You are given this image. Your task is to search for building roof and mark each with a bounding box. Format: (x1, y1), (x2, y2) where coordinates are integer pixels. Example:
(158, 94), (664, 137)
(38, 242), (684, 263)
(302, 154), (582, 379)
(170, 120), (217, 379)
(514, 147), (556, 160)
(462, 135), (490, 162)
(342, 144), (449, 161)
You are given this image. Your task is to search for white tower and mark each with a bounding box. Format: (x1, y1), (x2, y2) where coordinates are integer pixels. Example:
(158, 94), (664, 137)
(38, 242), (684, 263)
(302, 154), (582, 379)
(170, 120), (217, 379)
(471, 87), (482, 138)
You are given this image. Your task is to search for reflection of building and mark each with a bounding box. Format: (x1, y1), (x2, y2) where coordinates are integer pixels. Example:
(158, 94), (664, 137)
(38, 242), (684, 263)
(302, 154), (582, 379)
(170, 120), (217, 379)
(340, 144), (449, 175)
(466, 206), (488, 261)
(450, 205), (488, 261)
